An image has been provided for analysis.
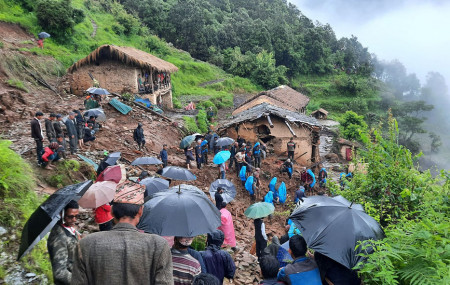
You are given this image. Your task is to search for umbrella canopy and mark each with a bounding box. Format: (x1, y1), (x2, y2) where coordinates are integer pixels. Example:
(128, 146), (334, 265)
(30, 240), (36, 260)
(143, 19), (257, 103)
(78, 181), (117, 209)
(179, 133), (201, 149)
(168, 184), (206, 197)
(131, 157), (163, 166)
(18, 181), (92, 260)
(209, 179), (237, 203)
(83, 108), (106, 122)
(96, 165), (126, 184)
(331, 195), (365, 212)
(160, 166), (196, 181)
(140, 177), (170, 197)
(289, 195), (385, 269)
(87, 87), (110, 95)
(213, 151), (231, 165)
(244, 202), (275, 219)
(137, 190), (221, 236)
(96, 152), (121, 175)
(215, 137), (234, 147)
(38, 32), (50, 39)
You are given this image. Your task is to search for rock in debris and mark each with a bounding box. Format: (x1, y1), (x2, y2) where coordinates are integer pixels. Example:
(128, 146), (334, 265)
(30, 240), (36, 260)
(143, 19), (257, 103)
(0, 226), (7, 236)
(25, 273), (36, 278)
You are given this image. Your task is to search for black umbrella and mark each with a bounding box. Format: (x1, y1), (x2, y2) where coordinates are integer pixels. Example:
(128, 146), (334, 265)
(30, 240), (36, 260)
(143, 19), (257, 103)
(38, 32), (50, 39)
(137, 189), (221, 236)
(289, 195), (384, 269)
(215, 137), (234, 147)
(96, 152), (121, 175)
(18, 181), (92, 260)
(139, 177), (169, 197)
(160, 166), (196, 181)
(131, 157), (163, 166)
(168, 184), (206, 197)
(209, 179), (236, 203)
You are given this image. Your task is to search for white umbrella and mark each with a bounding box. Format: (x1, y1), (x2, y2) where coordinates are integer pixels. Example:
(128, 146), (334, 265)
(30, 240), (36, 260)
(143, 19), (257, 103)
(78, 181), (117, 209)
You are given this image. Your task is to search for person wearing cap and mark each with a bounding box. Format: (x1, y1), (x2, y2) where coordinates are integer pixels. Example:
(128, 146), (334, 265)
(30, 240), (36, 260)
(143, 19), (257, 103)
(31, 111), (44, 164)
(71, 181), (173, 284)
(65, 112), (78, 155)
(47, 200), (81, 285)
(133, 123), (145, 151)
(41, 142), (61, 169)
(45, 113), (57, 142)
(172, 236), (202, 284)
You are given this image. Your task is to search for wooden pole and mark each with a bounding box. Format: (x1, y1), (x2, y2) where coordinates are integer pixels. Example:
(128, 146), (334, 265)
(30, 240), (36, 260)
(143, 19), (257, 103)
(150, 67), (153, 93)
(284, 120), (297, 137)
(266, 115), (274, 128)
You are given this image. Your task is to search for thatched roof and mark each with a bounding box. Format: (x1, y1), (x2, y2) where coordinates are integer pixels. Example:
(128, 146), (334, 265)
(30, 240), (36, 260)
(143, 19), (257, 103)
(232, 95), (295, 116)
(67, 44), (178, 73)
(311, 108), (329, 116)
(236, 85), (309, 113)
(222, 102), (321, 129)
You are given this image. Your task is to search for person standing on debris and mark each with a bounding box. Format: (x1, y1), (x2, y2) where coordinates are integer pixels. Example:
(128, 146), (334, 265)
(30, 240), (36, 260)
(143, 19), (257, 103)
(235, 149), (245, 176)
(277, 235), (321, 284)
(71, 182), (173, 284)
(213, 136), (220, 154)
(47, 200), (81, 285)
(253, 142), (261, 168)
(31, 111), (44, 164)
(219, 162), (226, 179)
(254, 218), (268, 261)
(159, 144), (168, 168)
(201, 230), (236, 284)
(53, 114), (65, 138)
(56, 135), (67, 159)
(215, 187), (224, 210)
(45, 113), (57, 142)
(65, 112), (78, 155)
(218, 202), (237, 249)
(133, 123), (146, 151)
(261, 143), (267, 160)
(73, 109), (85, 150)
(172, 236), (202, 285)
(237, 135), (245, 148)
(287, 137), (296, 161)
(195, 140), (203, 169)
(201, 139), (209, 165)
(185, 146), (194, 170)
(229, 142), (238, 170)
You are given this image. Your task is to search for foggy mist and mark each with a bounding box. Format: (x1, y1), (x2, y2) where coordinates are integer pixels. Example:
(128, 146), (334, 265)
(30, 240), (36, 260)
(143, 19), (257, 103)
(291, 0), (450, 89)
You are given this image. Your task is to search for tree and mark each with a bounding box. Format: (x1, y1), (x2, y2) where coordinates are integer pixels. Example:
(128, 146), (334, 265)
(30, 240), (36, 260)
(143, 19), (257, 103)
(339, 111), (368, 141)
(35, 0), (84, 41)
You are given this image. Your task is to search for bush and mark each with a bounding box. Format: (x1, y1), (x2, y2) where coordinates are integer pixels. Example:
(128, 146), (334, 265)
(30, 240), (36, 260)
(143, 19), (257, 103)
(6, 79), (28, 92)
(196, 109), (208, 133)
(0, 41), (4, 49)
(183, 116), (200, 133)
(339, 111), (368, 141)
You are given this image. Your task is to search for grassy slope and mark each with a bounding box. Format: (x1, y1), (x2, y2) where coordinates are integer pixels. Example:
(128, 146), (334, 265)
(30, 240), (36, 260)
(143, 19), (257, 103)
(0, 0), (260, 108)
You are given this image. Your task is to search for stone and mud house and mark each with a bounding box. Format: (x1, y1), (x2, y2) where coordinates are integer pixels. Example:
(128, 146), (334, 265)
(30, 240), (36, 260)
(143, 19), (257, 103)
(232, 85), (310, 116)
(311, 108), (329, 120)
(66, 44), (178, 108)
(337, 138), (362, 161)
(220, 102), (321, 166)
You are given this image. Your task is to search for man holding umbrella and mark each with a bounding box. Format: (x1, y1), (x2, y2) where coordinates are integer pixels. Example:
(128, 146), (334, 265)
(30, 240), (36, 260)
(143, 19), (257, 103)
(71, 182), (173, 284)
(47, 200), (81, 285)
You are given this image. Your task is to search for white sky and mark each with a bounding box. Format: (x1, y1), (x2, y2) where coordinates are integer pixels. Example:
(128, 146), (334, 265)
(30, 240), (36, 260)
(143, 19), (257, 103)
(290, 0), (450, 87)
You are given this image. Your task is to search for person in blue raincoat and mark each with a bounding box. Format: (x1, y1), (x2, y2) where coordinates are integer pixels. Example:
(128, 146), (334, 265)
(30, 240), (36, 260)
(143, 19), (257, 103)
(253, 142), (261, 168)
(294, 186), (306, 203)
(245, 176), (256, 201)
(201, 140), (209, 164)
(307, 169), (316, 189)
(278, 182), (287, 204)
(264, 190), (274, 204)
(239, 166), (247, 186)
(318, 168), (327, 187)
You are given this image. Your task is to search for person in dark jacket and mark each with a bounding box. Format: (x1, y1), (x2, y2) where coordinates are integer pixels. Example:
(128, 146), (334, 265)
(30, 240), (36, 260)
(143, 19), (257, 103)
(73, 109), (85, 149)
(133, 123), (145, 150)
(201, 140), (209, 165)
(159, 144), (168, 167)
(229, 142), (238, 170)
(314, 252), (361, 285)
(83, 123), (96, 144)
(31, 111), (44, 164)
(200, 230), (236, 285)
(192, 273), (220, 285)
(205, 132), (213, 153)
(236, 135), (245, 148)
(213, 136), (220, 154)
(195, 140), (202, 169)
(254, 218), (268, 261)
(259, 256), (285, 285)
(64, 112), (78, 155)
(188, 247), (207, 274)
(53, 114), (65, 138)
(281, 159), (294, 179)
(45, 113), (57, 142)
(277, 235), (321, 285)
(214, 187), (224, 210)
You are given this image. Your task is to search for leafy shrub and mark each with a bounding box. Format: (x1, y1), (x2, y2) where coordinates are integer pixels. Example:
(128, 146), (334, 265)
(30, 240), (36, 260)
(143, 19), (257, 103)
(339, 111), (368, 141)
(196, 109), (208, 133)
(183, 116), (200, 133)
(0, 41), (4, 49)
(6, 79), (28, 92)
(197, 100), (218, 116)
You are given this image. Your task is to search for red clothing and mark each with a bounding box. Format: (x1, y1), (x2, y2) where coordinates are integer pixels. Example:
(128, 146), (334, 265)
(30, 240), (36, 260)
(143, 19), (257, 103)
(37, 39), (43, 48)
(41, 147), (54, 162)
(95, 205), (113, 224)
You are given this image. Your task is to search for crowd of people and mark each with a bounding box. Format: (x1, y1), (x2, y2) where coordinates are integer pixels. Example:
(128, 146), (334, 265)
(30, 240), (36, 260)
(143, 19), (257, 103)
(31, 110), (101, 170)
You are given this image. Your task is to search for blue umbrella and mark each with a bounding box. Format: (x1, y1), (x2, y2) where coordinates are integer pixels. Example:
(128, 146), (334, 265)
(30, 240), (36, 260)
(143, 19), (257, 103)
(38, 32), (50, 39)
(278, 241), (294, 267)
(213, 151), (231, 164)
(179, 133), (201, 149)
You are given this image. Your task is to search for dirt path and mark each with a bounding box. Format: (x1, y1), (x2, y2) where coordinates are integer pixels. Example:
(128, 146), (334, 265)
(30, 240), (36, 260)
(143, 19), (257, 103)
(198, 78), (225, 87)
(90, 19), (97, 38)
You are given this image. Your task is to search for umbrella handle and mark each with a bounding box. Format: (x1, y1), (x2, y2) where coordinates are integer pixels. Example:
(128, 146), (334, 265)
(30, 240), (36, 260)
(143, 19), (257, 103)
(349, 202), (353, 209)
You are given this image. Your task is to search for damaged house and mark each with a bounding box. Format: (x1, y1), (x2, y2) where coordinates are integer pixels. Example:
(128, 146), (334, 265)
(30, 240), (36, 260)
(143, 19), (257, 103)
(67, 44), (178, 108)
(220, 102), (321, 166)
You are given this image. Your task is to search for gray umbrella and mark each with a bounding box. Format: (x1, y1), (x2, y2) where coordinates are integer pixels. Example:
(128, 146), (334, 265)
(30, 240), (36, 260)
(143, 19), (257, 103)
(161, 166), (196, 181)
(131, 157), (163, 165)
(17, 181), (92, 260)
(209, 179), (237, 203)
(86, 87), (110, 95)
(137, 189), (221, 236)
(215, 137), (234, 147)
(38, 32), (50, 39)
(139, 177), (169, 197)
(83, 108), (106, 122)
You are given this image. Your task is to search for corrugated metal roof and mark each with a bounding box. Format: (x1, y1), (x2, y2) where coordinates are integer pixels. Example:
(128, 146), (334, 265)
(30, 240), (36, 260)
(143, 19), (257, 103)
(109, 98), (132, 115)
(221, 103), (321, 129)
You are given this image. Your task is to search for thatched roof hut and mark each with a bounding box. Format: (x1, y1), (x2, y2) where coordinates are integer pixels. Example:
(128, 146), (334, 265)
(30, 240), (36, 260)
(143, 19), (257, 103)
(311, 108), (329, 119)
(68, 44), (178, 73)
(234, 85), (310, 115)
